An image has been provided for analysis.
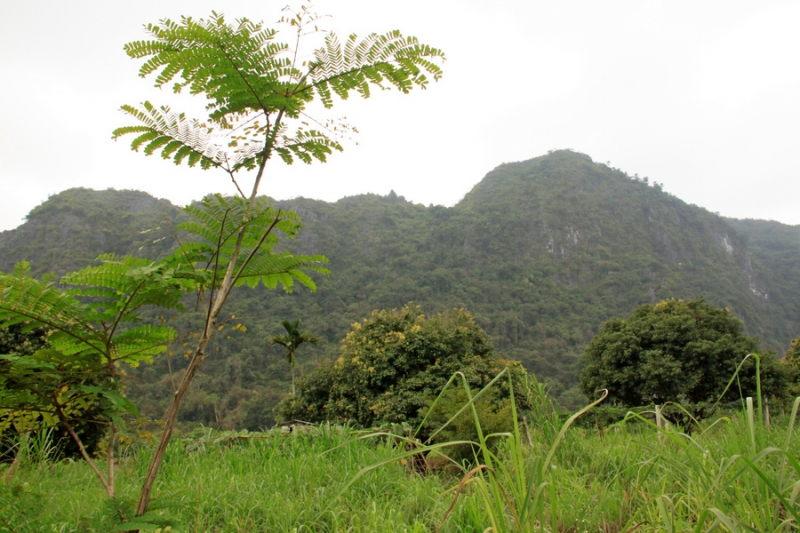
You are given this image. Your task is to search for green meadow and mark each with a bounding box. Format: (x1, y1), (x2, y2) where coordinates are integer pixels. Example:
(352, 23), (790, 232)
(4, 385), (799, 533)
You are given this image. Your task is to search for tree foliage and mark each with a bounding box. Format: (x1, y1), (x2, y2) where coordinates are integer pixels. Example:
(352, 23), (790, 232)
(0, 323), (113, 460)
(113, 10), (445, 178)
(0, 257), (191, 495)
(0, 323), (48, 358)
(278, 303), (527, 429)
(0, 257), (188, 429)
(781, 334), (800, 396)
(579, 298), (787, 407)
(162, 194), (329, 293)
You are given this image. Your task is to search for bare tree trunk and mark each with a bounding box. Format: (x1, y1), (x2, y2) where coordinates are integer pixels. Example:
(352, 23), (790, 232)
(135, 331), (212, 515)
(58, 410), (114, 498)
(291, 362), (296, 397)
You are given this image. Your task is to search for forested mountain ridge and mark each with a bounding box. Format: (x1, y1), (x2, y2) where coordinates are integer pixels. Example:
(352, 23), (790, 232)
(2, 150), (798, 425)
(0, 188), (182, 275)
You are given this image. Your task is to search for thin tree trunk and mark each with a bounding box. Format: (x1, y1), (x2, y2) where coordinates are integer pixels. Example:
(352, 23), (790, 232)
(136, 197), (254, 515)
(52, 393), (113, 497)
(135, 331), (212, 515)
(135, 110), (284, 518)
(58, 408), (114, 498)
(291, 362), (296, 397)
(135, 246), (246, 515)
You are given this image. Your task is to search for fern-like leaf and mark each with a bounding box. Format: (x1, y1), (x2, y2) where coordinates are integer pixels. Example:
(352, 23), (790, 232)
(307, 31), (445, 108)
(163, 195), (328, 293)
(116, 13), (444, 175)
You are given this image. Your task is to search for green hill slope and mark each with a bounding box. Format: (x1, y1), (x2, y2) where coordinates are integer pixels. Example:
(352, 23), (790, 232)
(0, 188), (183, 275)
(2, 151), (796, 426)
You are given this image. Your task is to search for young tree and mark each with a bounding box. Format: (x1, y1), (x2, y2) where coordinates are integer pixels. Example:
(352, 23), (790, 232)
(271, 319), (319, 397)
(113, 6), (444, 515)
(0, 322), (107, 463)
(579, 298), (787, 408)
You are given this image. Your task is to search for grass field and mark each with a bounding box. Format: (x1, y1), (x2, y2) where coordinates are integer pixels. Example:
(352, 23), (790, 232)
(2, 392), (799, 532)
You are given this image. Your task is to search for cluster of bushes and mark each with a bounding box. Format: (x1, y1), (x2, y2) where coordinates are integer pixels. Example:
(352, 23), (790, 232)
(278, 304), (530, 448)
(277, 298), (799, 445)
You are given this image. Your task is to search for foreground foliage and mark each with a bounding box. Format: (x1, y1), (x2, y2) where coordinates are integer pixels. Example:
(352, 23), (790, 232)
(0, 325), (105, 460)
(0, 257), (191, 496)
(2, 393), (798, 532)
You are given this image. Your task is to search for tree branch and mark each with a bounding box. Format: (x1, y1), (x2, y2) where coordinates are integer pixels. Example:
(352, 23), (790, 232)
(53, 393), (113, 498)
(231, 211), (283, 286)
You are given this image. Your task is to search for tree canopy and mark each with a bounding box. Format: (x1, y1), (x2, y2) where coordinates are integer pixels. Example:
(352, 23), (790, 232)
(781, 334), (800, 396)
(579, 298), (787, 407)
(278, 303), (526, 428)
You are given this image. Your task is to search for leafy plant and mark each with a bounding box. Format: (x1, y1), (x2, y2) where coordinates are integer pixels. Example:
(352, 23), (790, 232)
(0, 256), (189, 497)
(278, 303), (527, 429)
(113, 5), (444, 516)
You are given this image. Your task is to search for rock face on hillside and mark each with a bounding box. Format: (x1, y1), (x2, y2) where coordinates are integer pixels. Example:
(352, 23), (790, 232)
(2, 151), (798, 425)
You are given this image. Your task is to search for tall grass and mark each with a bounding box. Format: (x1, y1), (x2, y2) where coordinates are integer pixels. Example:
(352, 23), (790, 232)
(1, 424), (455, 532)
(1, 367), (798, 532)
(431, 367), (800, 533)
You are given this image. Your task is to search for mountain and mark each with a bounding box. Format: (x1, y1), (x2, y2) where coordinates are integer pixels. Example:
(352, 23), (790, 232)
(724, 218), (800, 344)
(2, 150), (798, 426)
(0, 188), (183, 275)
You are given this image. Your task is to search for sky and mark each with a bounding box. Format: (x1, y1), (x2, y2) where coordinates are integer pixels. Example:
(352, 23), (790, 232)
(1, 1), (799, 232)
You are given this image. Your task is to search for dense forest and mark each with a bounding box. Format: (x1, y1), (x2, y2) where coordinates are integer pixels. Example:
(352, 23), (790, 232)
(2, 150), (799, 427)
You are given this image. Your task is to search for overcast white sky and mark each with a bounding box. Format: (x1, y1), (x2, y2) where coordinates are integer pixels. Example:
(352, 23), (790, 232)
(1, 1), (799, 232)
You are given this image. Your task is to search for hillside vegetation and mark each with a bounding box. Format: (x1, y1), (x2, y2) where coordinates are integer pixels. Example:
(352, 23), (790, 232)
(2, 150), (798, 426)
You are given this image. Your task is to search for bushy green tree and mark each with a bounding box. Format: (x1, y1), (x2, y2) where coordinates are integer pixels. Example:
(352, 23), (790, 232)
(579, 298), (787, 407)
(781, 334), (800, 396)
(278, 303), (527, 429)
